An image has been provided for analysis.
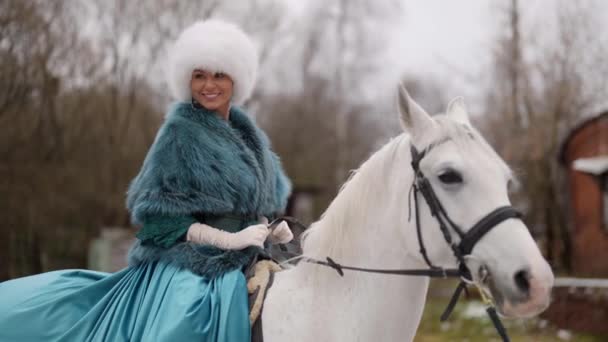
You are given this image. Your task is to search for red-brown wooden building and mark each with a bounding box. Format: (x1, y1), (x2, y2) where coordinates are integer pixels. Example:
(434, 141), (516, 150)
(559, 111), (608, 276)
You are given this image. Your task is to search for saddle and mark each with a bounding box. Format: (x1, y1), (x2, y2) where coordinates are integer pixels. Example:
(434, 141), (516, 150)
(246, 217), (306, 342)
(247, 259), (281, 325)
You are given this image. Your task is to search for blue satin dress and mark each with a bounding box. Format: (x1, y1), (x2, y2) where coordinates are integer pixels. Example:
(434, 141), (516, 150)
(0, 260), (250, 341)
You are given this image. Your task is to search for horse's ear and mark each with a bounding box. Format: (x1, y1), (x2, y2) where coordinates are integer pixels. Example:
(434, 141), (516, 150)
(398, 84), (435, 137)
(446, 96), (471, 126)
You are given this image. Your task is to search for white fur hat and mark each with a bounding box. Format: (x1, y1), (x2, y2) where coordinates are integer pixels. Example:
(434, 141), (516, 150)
(168, 19), (258, 105)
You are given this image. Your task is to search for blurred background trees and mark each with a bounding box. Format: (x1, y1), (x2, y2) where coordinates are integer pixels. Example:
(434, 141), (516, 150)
(0, 0), (165, 278)
(479, 0), (608, 271)
(1, 0), (606, 279)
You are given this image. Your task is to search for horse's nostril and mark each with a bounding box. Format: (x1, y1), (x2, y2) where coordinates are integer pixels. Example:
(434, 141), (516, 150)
(514, 269), (530, 294)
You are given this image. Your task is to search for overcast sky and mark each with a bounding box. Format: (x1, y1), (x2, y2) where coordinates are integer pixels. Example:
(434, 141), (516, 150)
(398, 0), (608, 115)
(401, 1), (495, 76)
(392, 1), (499, 115)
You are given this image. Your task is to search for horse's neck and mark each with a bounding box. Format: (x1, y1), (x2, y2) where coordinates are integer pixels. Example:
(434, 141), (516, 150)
(265, 136), (430, 341)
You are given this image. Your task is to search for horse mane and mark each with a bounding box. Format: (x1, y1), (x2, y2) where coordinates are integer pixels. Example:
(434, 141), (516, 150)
(300, 134), (407, 261)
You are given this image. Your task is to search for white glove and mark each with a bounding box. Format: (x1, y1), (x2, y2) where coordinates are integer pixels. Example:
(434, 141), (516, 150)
(268, 220), (294, 245)
(186, 222), (269, 250)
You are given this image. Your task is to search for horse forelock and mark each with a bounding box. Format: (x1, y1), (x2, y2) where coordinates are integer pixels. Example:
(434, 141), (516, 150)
(433, 115), (514, 180)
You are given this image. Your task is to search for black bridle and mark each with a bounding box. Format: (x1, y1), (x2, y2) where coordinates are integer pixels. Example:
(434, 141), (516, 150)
(409, 143), (522, 276)
(302, 140), (523, 342)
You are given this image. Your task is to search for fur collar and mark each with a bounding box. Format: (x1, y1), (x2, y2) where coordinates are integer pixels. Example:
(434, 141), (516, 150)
(126, 102), (290, 225)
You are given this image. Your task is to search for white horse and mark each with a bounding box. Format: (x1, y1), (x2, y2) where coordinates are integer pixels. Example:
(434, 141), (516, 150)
(262, 86), (554, 341)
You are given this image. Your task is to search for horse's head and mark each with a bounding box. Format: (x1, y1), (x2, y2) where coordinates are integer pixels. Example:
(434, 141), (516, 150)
(397, 85), (553, 318)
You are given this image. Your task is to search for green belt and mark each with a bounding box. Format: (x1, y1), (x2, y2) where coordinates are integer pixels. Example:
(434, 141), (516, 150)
(202, 214), (258, 233)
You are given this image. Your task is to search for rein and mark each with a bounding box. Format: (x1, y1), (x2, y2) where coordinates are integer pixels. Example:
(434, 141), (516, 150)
(299, 141), (522, 342)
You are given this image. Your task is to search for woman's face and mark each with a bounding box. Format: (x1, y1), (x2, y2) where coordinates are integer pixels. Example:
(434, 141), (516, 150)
(190, 69), (234, 115)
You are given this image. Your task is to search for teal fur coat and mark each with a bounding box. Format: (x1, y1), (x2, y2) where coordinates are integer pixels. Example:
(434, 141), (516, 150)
(126, 102), (291, 278)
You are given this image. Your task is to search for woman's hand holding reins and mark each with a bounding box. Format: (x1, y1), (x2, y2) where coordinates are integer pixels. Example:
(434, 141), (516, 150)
(268, 221), (293, 244)
(258, 216), (293, 244)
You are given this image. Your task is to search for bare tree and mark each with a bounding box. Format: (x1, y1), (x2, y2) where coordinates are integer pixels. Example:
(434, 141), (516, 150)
(257, 0), (409, 204)
(480, 0), (608, 271)
(0, 0), (91, 278)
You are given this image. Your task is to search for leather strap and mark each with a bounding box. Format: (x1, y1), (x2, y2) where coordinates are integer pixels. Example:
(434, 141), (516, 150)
(304, 257), (460, 278)
(458, 206), (522, 255)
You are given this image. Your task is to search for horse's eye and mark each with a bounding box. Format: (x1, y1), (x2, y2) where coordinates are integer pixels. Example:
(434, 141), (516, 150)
(438, 170), (463, 184)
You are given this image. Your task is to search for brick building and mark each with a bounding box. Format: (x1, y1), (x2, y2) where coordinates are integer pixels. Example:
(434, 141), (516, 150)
(559, 111), (608, 276)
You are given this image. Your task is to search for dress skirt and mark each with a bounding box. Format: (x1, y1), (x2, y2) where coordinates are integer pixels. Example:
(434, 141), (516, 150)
(0, 261), (250, 341)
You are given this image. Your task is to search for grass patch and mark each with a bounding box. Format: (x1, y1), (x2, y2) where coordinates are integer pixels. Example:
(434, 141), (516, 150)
(415, 284), (605, 342)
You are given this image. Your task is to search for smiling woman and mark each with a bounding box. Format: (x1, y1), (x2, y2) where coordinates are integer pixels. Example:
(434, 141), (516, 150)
(0, 19), (293, 342)
(191, 69), (234, 119)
